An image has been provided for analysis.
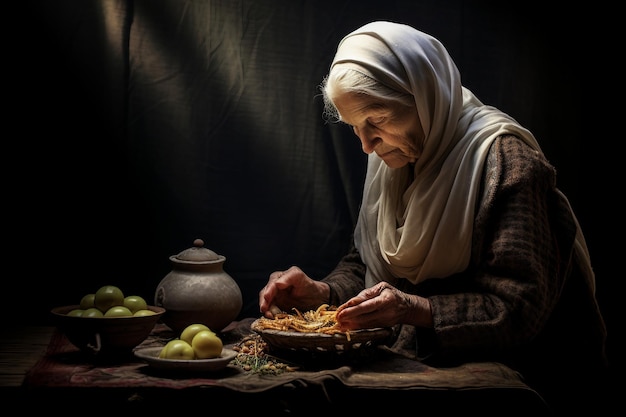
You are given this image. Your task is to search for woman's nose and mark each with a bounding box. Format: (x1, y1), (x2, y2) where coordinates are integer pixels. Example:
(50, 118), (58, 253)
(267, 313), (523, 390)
(353, 126), (379, 154)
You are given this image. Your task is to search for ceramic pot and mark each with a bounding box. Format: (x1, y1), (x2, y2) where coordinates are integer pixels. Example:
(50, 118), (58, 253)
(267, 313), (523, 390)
(155, 239), (242, 334)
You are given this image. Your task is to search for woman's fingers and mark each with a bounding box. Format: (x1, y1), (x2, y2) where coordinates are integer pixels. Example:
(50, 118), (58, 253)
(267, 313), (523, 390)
(259, 267), (304, 315)
(269, 303), (282, 315)
(336, 284), (396, 328)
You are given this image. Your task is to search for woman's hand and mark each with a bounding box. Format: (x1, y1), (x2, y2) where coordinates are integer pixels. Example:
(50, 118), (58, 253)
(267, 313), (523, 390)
(258, 266), (330, 318)
(335, 282), (433, 330)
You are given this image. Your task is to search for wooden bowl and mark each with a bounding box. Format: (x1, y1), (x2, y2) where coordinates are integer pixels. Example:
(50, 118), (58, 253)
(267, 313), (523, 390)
(51, 305), (165, 356)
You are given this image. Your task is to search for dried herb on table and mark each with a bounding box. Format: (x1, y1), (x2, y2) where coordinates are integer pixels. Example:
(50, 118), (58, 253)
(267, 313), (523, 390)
(231, 334), (298, 375)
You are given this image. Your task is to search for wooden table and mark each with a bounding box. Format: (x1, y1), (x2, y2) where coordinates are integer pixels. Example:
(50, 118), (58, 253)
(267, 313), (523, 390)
(3, 322), (550, 414)
(1, 326), (54, 387)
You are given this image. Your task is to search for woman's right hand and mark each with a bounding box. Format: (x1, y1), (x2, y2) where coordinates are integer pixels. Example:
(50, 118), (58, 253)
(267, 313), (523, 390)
(258, 266), (330, 318)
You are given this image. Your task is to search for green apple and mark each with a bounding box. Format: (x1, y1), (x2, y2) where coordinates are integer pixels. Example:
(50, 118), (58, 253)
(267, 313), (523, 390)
(158, 343), (169, 358)
(133, 309), (156, 317)
(67, 308), (84, 317)
(191, 330), (223, 359)
(123, 295), (148, 314)
(82, 307), (104, 318)
(79, 293), (95, 310)
(160, 339), (195, 360)
(180, 323), (213, 345)
(94, 285), (125, 313)
(104, 306), (133, 317)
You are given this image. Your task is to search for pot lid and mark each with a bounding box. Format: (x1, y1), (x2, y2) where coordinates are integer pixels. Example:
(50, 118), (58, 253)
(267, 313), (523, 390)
(170, 239), (224, 263)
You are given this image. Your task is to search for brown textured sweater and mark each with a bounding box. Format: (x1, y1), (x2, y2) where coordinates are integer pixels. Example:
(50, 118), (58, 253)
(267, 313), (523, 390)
(322, 135), (608, 409)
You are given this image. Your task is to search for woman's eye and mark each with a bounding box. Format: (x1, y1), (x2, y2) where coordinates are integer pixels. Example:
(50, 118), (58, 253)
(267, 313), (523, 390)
(369, 116), (385, 125)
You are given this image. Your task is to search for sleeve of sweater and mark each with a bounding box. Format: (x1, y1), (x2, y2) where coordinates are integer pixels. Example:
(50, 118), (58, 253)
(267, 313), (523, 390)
(424, 135), (576, 359)
(321, 240), (367, 307)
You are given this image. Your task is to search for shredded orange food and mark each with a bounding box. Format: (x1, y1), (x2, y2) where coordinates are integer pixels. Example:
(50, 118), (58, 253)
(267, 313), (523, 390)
(256, 304), (350, 339)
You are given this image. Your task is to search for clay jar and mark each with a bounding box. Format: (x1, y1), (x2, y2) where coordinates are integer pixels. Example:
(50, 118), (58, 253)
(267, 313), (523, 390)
(155, 239), (242, 334)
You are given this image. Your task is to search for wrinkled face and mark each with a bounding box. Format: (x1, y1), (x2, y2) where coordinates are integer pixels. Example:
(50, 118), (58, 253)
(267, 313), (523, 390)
(333, 92), (423, 169)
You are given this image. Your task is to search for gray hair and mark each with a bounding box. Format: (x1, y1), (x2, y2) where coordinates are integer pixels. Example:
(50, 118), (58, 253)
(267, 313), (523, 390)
(320, 66), (414, 123)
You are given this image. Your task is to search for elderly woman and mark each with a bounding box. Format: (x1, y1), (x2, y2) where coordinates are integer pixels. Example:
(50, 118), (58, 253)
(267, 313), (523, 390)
(258, 21), (608, 412)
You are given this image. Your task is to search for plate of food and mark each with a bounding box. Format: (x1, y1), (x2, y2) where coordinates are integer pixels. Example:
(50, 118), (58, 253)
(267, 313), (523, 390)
(250, 304), (393, 352)
(134, 346), (238, 372)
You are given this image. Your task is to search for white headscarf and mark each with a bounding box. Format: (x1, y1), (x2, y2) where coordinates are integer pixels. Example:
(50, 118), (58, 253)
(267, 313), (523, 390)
(330, 21), (542, 287)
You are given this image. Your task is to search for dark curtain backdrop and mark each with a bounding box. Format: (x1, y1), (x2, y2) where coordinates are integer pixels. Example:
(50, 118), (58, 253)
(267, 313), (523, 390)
(8, 0), (619, 372)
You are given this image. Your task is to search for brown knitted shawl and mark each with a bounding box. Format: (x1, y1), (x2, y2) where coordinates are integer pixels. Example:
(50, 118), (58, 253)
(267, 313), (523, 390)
(323, 135), (608, 405)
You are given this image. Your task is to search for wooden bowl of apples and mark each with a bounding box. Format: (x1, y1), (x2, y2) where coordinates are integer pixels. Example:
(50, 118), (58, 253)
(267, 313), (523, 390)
(51, 304), (165, 356)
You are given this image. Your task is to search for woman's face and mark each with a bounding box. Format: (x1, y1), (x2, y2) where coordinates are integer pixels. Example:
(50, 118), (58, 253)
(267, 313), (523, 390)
(333, 92), (423, 169)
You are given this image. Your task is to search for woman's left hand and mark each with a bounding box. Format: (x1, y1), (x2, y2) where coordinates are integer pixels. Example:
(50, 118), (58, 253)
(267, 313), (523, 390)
(335, 282), (432, 329)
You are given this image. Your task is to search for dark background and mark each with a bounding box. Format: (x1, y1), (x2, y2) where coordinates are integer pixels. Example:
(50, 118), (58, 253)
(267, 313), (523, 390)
(6, 0), (620, 377)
